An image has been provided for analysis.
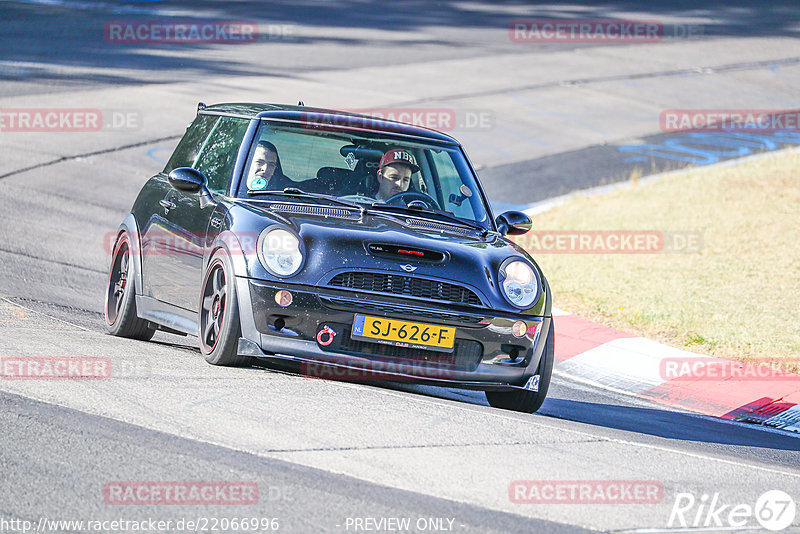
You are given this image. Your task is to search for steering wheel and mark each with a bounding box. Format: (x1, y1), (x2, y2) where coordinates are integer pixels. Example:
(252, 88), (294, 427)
(384, 191), (440, 210)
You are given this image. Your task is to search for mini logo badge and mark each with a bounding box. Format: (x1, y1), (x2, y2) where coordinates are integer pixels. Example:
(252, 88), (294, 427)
(400, 264), (417, 272)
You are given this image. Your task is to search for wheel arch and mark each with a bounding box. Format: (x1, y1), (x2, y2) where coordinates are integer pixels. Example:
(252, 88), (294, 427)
(116, 214), (143, 290)
(204, 230), (250, 278)
(204, 231), (261, 343)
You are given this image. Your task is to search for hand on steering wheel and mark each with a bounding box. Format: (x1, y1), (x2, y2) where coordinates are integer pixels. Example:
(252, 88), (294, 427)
(384, 191), (440, 210)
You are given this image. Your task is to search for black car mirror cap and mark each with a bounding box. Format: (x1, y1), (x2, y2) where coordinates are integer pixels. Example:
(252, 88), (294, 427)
(496, 210), (532, 236)
(168, 167), (207, 194)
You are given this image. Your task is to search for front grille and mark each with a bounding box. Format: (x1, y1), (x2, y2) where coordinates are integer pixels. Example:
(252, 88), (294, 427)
(329, 272), (483, 306)
(319, 296), (485, 324)
(319, 323), (483, 372)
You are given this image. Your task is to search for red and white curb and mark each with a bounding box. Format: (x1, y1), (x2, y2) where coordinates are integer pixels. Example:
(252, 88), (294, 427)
(552, 309), (800, 434)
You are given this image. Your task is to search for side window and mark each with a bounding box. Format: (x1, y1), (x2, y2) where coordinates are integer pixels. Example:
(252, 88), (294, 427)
(194, 117), (250, 194)
(430, 149), (474, 219)
(164, 115), (218, 173)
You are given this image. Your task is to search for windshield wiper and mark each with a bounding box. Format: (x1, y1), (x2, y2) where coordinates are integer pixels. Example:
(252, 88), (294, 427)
(247, 188), (365, 214)
(369, 203), (488, 236)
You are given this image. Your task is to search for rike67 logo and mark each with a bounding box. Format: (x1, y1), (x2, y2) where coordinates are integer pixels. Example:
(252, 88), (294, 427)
(669, 490), (796, 531)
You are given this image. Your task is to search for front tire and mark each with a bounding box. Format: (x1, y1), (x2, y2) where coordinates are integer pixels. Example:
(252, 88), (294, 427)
(485, 322), (554, 413)
(199, 251), (251, 367)
(104, 232), (156, 341)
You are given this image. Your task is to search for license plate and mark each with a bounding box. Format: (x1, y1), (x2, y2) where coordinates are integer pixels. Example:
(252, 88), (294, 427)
(351, 315), (455, 353)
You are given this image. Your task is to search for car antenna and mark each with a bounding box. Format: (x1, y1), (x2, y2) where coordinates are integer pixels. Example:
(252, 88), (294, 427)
(298, 100), (304, 106)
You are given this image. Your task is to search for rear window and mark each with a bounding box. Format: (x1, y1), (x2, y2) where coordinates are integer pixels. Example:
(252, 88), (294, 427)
(265, 127), (350, 183)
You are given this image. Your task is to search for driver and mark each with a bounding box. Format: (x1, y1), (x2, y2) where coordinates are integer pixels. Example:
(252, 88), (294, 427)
(247, 141), (291, 191)
(374, 148), (419, 202)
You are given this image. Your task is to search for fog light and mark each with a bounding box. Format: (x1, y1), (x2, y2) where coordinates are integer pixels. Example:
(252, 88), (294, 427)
(512, 320), (526, 338)
(275, 290), (293, 307)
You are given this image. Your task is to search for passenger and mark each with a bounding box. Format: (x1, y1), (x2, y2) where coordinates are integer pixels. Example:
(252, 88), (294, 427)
(374, 148), (419, 202)
(247, 141), (291, 191)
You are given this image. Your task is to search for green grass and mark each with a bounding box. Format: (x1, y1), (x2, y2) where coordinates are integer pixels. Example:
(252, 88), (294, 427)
(512, 149), (800, 370)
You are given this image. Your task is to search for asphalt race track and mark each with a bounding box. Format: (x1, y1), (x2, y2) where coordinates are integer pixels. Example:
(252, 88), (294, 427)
(1, 1), (799, 533)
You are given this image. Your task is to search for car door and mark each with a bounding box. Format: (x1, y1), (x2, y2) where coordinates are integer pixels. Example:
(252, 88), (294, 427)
(155, 116), (250, 311)
(141, 114), (219, 304)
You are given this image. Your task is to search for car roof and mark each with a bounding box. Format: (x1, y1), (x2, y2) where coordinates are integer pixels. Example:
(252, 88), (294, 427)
(201, 102), (460, 145)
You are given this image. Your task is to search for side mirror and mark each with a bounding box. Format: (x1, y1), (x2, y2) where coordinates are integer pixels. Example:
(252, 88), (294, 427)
(495, 210), (532, 236)
(168, 167), (207, 194)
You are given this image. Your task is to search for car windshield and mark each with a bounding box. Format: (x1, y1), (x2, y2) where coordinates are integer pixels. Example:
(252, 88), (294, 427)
(238, 121), (491, 226)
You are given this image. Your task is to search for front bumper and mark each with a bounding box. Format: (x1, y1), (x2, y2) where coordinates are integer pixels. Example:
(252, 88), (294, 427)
(236, 277), (552, 391)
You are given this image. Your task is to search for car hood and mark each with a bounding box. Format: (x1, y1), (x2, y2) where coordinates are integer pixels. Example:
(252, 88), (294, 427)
(229, 201), (547, 315)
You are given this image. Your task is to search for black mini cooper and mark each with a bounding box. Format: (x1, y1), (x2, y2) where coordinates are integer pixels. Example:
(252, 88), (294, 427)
(105, 103), (553, 413)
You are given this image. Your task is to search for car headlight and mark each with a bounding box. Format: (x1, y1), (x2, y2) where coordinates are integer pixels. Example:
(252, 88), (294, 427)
(500, 260), (539, 308)
(257, 227), (303, 277)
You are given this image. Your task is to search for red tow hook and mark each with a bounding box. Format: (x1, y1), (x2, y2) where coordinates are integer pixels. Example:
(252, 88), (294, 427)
(316, 325), (336, 346)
